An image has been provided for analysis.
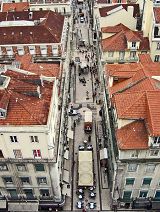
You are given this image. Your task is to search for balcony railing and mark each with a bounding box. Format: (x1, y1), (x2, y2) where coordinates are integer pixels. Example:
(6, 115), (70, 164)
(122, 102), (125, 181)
(106, 56), (138, 63)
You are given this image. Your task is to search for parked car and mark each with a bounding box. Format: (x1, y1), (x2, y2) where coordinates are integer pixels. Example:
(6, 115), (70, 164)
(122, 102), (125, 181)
(68, 108), (78, 116)
(76, 201), (83, 209)
(88, 202), (96, 209)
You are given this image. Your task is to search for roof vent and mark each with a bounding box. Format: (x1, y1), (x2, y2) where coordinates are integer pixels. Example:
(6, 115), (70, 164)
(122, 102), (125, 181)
(30, 31), (33, 35)
(3, 33), (6, 36)
(17, 16), (19, 19)
(20, 32), (23, 35)
(12, 32), (14, 35)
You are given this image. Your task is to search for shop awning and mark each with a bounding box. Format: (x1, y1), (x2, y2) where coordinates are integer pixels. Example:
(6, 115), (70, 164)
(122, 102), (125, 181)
(78, 151), (93, 186)
(63, 169), (70, 183)
(64, 150), (69, 160)
(100, 148), (108, 160)
(67, 130), (73, 140)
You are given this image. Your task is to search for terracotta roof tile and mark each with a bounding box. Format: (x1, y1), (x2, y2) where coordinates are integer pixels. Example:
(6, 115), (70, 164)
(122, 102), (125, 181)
(15, 54), (61, 78)
(116, 120), (148, 150)
(114, 91), (147, 119)
(146, 91), (160, 136)
(99, 4), (140, 17)
(2, 2), (29, 12)
(101, 23), (129, 33)
(139, 54), (153, 64)
(0, 11), (64, 44)
(101, 28), (149, 51)
(102, 31), (127, 51)
(0, 73), (54, 126)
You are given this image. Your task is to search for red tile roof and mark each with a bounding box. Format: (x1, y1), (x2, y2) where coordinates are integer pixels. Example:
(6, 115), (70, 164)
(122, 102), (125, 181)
(15, 54), (61, 78)
(101, 23), (129, 33)
(114, 91), (160, 136)
(99, 4), (140, 17)
(114, 91), (147, 119)
(0, 10), (64, 44)
(107, 63), (142, 78)
(139, 54), (153, 64)
(116, 120), (149, 150)
(153, 7), (160, 24)
(2, 2), (29, 12)
(108, 61), (160, 95)
(101, 28), (149, 51)
(0, 72), (54, 126)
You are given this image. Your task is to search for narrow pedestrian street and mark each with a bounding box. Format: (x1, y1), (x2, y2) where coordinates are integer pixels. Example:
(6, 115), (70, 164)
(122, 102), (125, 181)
(63, 0), (112, 210)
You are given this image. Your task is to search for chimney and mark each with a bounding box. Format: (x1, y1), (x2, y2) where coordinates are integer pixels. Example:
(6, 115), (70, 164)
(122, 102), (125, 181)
(127, 6), (134, 17)
(29, 12), (33, 20)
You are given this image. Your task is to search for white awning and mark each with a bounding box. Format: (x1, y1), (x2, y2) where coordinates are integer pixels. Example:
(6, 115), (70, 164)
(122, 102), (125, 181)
(100, 148), (108, 160)
(64, 150), (69, 160)
(67, 130), (73, 140)
(78, 151), (93, 186)
(63, 169), (70, 183)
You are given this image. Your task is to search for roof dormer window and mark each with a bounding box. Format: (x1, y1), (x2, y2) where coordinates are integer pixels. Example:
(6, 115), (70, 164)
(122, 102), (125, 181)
(153, 137), (160, 144)
(132, 42), (136, 48)
(0, 111), (5, 118)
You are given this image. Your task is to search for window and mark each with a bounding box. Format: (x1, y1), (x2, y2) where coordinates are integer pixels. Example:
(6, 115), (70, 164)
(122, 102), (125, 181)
(29, 46), (35, 55)
(30, 136), (39, 143)
(108, 51), (114, 57)
(20, 177), (30, 184)
(130, 51), (136, 58)
(35, 164), (45, 171)
(154, 55), (160, 62)
(155, 190), (160, 200)
(126, 178), (135, 185)
(0, 164), (8, 171)
(157, 43), (160, 50)
(132, 42), (136, 47)
(139, 190), (148, 198)
(10, 136), (18, 143)
(128, 164), (138, 172)
(3, 177), (13, 184)
(17, 46), (24, 56)
(33, 150), (41, 158)
(16, 164), (26, 172)
(119, 51), (125, 60)
(13, 149), (22, 158)
(0, 150), (4, 158)
(37, 177), (47, 185)
(40, 189), (50, 197)
(0, 111), (5, 117)
(131, 150), (138, 158)
(153, 137), (160, 144)
(150, 150), (159, 156)
(7, 189), (18, 198)
(146, 164), (156, 173)
(54, 8), (58, 12)
(23, 189), (34, 198)
(142, 178), (152, 186)
(123, 191), (132, 200)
